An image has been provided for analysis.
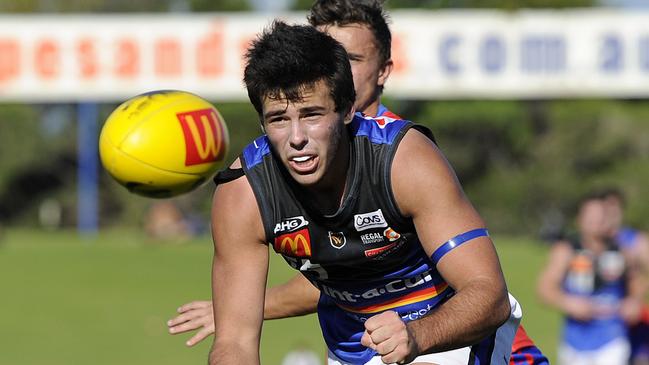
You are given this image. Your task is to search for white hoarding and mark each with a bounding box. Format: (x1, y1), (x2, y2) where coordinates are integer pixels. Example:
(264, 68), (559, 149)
(0, 10), (648, 101)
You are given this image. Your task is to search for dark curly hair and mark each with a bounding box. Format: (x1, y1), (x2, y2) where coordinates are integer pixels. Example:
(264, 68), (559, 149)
(243, 21), (355, 119)
(308, 0), (391, 67)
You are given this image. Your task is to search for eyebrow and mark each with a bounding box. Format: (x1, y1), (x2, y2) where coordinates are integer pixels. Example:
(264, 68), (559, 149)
(299, 106), (327, 114)
(263, 108), (287, 120)
(263, 105), (327, 120)
(347, 52), (364, 60)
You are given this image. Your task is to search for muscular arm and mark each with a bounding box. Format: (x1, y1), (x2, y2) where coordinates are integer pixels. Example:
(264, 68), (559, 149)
(265, 274), (320, 319)
(362, 129), (510, 361)
(168, 273), (318, 346)
(208, 165), (269, 365)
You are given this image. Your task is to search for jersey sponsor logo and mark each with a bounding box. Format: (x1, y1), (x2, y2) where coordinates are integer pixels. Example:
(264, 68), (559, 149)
(273, 228), (311, 257)
(598, 251), (625, 282)
(354, 209), (388, 232)
(366, 239), (406, 260)
(328, 231), (346, 249)
(565, 253), (594, 294)
(364, 242), (398, 258)
(360, 232), (384, 245)
(177, 108), (226, 166)
(349, 303), (435, 323)
(273, 216), (309, 234)
(319, 269), (438, 303)
(401, 304), (435, 321)
(384, 227), (401, 242)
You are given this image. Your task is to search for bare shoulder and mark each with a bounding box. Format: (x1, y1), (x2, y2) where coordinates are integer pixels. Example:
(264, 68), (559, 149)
(391, 127), (465, 217)
(391, 127), (488, 251)
(544, 240), (575, 267)
(393, 127), (445, 166)
(550, 240), (574, 254)
(212, 157), (265, 246)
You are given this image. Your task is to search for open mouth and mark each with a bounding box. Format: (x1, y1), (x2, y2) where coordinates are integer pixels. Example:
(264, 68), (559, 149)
(289, 155), (318, 174)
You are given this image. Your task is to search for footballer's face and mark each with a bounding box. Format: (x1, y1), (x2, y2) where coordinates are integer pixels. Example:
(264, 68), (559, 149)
(319, 23), (392, 117)
(577, 199), (608, 240)
(262, 80), (354, 189)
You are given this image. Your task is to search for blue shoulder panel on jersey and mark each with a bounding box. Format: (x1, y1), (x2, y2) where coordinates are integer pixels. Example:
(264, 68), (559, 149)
(430, 228), (489, 266)
(350, 113), (409, 145)
(242, 135), (271, 169)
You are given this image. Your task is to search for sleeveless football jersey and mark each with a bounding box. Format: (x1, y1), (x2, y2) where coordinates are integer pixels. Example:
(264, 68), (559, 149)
(241, 113), (456, 363)
(562, 234), (628, 350)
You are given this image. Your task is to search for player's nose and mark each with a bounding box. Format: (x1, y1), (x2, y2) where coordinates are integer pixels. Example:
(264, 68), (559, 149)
(288, 120), (308, 149)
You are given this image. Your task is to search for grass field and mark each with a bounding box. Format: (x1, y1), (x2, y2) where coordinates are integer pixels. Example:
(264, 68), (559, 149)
(0, 229), (559, 364)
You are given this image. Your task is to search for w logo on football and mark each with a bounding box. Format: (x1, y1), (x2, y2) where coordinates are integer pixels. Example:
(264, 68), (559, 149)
(177, 108), (227, 166)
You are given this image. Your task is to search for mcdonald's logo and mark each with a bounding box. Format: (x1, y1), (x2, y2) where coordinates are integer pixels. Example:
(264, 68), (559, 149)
(273, 228), (312, 257)
(177, 108), (226, 166)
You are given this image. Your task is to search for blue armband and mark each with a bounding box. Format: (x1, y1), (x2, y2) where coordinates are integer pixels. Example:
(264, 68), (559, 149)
(430, 228), (490, 266)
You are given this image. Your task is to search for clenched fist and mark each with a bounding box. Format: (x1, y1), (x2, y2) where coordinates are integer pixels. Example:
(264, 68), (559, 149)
(360, 311), (419, 364)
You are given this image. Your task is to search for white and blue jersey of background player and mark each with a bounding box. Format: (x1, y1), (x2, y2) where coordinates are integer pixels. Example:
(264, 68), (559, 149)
(561, 234), (628, 352)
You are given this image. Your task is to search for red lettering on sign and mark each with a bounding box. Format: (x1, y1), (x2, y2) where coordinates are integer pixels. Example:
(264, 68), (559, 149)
(77, 38), (98, 79)
(115, 38), (139, 79)
(238, 36), (255, 73)
(392, 33), (408, 75)
(34, 39), (59, 79)
(197, 29), (224, 77)
(155, 38), (181, 77)
(0, 39), (20, 83)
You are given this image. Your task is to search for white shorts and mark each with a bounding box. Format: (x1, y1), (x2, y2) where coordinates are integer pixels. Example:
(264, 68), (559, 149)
(327, 293), (522, 365)
(558, 337), (630, 365)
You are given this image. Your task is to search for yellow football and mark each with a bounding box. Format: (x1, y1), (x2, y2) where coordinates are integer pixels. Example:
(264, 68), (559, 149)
(99, 90), (229, 198)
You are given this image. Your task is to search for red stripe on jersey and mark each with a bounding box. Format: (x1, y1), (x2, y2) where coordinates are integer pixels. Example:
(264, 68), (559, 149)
(512, 325), (535, 352)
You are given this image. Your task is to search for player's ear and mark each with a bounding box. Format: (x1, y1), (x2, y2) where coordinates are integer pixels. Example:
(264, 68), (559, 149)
(343, 106), (356, 125)
(378, 59), (393, 87)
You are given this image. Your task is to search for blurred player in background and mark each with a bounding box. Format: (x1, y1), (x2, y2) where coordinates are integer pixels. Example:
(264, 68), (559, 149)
(537, 192), (646, 365)
(169, 1), (548, 363)
(601, 188), (649, 365)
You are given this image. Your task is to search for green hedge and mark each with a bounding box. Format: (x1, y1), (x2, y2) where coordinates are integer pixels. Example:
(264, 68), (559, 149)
(1, 99), (647, 236)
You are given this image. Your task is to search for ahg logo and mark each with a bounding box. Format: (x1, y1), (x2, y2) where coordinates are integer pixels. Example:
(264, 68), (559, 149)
(177, 108), (226, 166)
(274, 216), (309, 234)
(354, 209), (387, 232)
(273, 228), (311, 257)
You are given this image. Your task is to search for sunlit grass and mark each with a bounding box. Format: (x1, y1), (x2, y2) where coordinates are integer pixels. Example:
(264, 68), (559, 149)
(0, 229), (557, 364)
